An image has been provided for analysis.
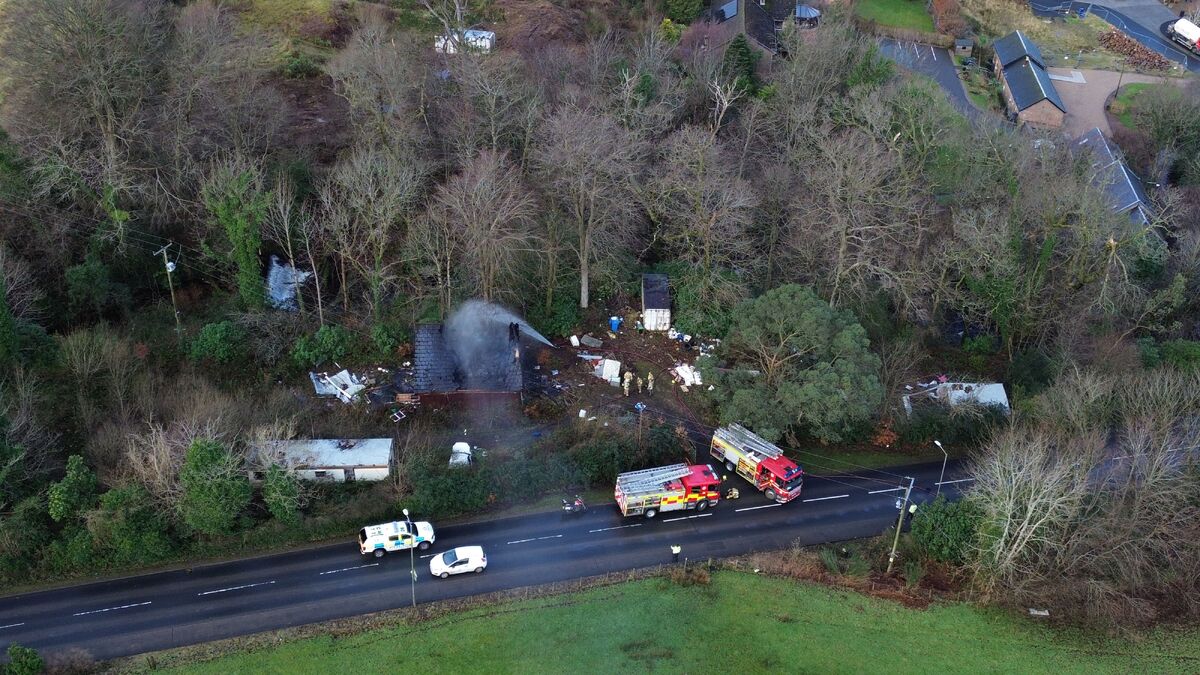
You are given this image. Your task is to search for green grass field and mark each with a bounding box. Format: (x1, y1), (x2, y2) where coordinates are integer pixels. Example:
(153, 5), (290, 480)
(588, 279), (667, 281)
(160, 572), (1200, 674)
(856, 0), (936, 33)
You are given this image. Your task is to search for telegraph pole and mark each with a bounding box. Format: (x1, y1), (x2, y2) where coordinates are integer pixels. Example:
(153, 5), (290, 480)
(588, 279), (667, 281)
(886, 476), (915, 574)
(153, 243), (182, 342)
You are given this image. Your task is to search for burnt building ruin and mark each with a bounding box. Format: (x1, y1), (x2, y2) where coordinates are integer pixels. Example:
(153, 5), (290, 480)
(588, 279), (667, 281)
(412, 321), (527, 394)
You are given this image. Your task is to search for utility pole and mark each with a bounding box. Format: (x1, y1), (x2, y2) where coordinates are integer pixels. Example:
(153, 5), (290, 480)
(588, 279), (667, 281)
(153, 243), (182, 342)
(886, 476), (915, 574)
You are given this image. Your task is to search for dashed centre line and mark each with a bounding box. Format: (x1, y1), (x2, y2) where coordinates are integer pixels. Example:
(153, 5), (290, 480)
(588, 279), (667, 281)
(734, 503), (782, 512)
(73, 601), (151, 617)
(662, 513), (713, 523)
(589, 524), (642, 533)
(803, 494), (849, 503)
(868, 487), (905, 494)
(197, 581), (276, 596)
(319, 563), (379, 575)
(0, 622), (25, 630)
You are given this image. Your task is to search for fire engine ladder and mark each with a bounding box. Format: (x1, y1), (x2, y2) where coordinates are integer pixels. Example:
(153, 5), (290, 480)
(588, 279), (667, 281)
(616, 463), (692, 497)
(716, 424), (784, 460)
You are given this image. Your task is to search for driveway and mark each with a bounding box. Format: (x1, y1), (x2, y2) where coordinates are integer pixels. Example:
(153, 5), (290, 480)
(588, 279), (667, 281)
(1030, 0), (1200, 72)
(1048, 67), (1175, 136)
(878, 38), (980, 121)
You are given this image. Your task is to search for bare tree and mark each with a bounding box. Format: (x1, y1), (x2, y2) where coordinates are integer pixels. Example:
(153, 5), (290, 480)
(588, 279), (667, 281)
(426, 150), (538, 303)
(532, 107), (643, 309)
(645, 127), (757, 276)
(327, 17), (428, 144)
(319, 144), (426, 317)
(157, 0), (275, 199)
(442, 54), (542, 167)
(0, 0), (169, 220)
(786, 128), (930, 311)
(0, 245), (43, 324)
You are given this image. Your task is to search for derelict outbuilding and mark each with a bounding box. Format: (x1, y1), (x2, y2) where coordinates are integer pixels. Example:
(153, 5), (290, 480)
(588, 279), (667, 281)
(642, 274), (671, 331)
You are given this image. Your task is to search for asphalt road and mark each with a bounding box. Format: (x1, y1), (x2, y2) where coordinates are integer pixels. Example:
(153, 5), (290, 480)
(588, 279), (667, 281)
(0, 459), (969, 662)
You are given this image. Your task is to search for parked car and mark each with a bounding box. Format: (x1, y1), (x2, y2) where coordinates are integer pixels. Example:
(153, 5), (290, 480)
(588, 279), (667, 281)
(358, 520), (435, 557)
(429, 546), (487, 578)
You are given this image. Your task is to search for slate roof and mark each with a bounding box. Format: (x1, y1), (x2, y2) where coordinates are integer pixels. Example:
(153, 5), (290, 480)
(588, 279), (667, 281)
(642, 274), (671, 310)
(413, 323), (459, 393)
(732, 0), (798, 52)
(1072, 127), (1152, 225)
(1004, 57), (1066, 113)
(993, 30), (1045, 69)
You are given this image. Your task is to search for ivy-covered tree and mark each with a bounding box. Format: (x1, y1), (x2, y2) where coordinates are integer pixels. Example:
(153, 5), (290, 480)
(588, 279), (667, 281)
(911, 495), (983, 565)
(178, 439), (251, 536)
(5, 643), (43, 675)
(200, 157), (269, 310)
(665, 0), (703, 24)
(88, 485), (174, 566)
(48, 454), (99, 522)
(704, 284), (882, 443)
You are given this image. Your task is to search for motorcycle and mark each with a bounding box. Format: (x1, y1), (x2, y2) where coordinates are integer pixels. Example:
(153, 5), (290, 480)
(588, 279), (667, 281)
(561, 495), (587, 514)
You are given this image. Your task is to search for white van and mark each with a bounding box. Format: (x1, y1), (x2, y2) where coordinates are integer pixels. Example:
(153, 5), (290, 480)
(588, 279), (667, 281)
(358, 520), (436, 557)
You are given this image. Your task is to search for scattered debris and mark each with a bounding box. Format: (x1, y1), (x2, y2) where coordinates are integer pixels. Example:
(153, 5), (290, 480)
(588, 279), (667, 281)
(310, 369), (367, 404)
(593, 359), (622, 386)
(580, 334), (603, 348)
(1028, 608), (1050, 617)
(570, 335), (581, 347)
(673, 364), (703, 387)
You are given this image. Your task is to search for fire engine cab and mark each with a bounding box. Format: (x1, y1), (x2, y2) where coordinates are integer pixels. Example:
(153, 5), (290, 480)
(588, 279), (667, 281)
(615, 463), (721, 518)
(710, 425), (804, 503)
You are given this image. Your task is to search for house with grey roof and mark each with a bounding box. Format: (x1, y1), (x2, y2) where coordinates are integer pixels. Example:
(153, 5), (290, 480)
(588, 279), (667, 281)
(991, 31), (1066, 129)
(1072, 127), (1153, 227)
(706, 0), (820, 55)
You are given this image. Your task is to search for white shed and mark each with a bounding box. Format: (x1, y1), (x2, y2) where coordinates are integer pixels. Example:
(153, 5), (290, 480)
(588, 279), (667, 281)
(901, 381), (1010, 417)
(641, 274), (671, 331)
(250, 438), (393, 482)
(435, 29), (496, 54)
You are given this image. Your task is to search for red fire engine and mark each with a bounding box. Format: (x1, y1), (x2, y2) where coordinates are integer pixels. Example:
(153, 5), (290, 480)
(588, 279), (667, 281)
(615, 463), (722, 518)
(710, 425), (804, 503)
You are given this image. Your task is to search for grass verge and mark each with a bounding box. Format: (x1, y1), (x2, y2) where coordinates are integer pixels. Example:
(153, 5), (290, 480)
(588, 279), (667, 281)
(137, 570), (1200, 674)
(1109, 82), (1155, 129)
(855, 0), (936, 33)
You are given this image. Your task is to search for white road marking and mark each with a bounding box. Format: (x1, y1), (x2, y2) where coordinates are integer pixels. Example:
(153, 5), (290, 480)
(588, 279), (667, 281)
(73, 601), (151, 617)
(661, 513), (714, 523)
(869, 487), (904, 494)
(930, 45), (937, 60)
(507, 538), (536, 544)
(803, 494), (849, 503)
(589, 524), (642, 533)
(735, 503), (782, 512)
(934, 478), (974, 486)
(536, 535), (563, 541)
(0, 622), (25, 630)
(319, 563), (379, 575)
(197, 580), (276, 596)
(419, 554), (435, 559)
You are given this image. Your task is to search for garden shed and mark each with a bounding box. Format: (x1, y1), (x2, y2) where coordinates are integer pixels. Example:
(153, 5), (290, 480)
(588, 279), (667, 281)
(641, 274), (671, 331)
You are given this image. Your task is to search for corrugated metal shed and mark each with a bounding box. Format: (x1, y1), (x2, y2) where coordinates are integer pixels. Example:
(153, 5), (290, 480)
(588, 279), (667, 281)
(1072, 127), (1152, 224)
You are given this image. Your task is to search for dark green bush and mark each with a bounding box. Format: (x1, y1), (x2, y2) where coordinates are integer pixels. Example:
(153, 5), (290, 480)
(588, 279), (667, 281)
(89, 486), (175, 567)
(526, 291), (581, 338)
(911, 495), (982, 565)
(5, 643), (44, 675)
(1137, 336), (1162, 369)
(189, 320), (249, 365)
(281, 50), (321, 78)
(1160, 340), (1200, 371)
(291, 324), (357, 368)
(1007, 349), (1054, 396)
(665, 0), (703, 23)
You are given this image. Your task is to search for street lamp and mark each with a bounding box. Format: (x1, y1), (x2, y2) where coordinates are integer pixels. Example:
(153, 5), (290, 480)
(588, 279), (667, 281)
(403, 508), (416, 608)
(934, 440), (948, 497)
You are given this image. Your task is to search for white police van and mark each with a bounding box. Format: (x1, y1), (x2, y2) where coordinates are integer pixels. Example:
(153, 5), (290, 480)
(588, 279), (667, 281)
(358, 520), (436, 557)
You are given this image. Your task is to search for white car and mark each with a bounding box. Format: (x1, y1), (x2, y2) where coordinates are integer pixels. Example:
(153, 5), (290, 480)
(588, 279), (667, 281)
(429, 546), (487, 578)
